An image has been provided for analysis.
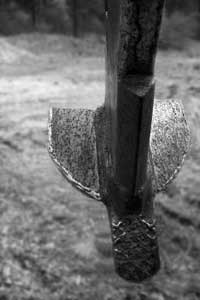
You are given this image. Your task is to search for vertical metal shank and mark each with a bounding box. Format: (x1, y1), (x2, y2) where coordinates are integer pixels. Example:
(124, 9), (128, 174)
(96, 0), (165, 281)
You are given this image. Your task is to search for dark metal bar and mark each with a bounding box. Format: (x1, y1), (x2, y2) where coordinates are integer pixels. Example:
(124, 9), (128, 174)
(102, 0), (165, 281)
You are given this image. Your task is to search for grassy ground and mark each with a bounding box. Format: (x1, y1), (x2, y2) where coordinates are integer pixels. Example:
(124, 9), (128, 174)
(0, 34), (199, 300)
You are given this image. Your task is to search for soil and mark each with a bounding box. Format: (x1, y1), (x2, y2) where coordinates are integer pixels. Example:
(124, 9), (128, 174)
(0, 33), (199, 300)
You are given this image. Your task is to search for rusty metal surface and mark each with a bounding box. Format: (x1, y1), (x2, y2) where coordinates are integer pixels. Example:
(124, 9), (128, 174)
(150, 99), (191, 192)
(118, 0), (165, 77)
(103, 0), (165, 281)
(101, 177), (160, 282)
(108, 207), (160, 282)
(48, 98), (190, 200)
(48, 107), (100, 200)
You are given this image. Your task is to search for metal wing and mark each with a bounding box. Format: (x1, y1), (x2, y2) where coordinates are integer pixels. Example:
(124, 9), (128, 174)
(48, 99), (190, 200)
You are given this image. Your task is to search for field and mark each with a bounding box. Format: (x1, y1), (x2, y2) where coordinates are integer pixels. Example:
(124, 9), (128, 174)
(0, 34), (200, 300)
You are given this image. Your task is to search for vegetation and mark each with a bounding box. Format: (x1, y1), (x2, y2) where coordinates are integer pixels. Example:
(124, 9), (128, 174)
(0, 0), (200, 48)
(159, 12), (199, 50)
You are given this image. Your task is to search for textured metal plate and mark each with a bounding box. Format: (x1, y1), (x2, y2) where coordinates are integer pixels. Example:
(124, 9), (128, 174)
(150, 99), (190, 192)
(48, 108), (100, 200)
(48, 99), (190, 200)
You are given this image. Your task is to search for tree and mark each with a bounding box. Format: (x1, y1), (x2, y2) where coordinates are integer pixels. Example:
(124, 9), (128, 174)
(166, 0), (199, 15)
(14, 0), (45, 26)
(28, 0), (44, 27)
(67, 0), (104, 36)
(71, 0), (78, 37)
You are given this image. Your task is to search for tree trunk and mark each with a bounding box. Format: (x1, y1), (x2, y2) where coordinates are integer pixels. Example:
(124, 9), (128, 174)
(31, 0), (43, 28)
(72, 0), (78, 37)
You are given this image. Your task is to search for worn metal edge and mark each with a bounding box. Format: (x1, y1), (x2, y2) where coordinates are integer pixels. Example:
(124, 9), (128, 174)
(158, 151), (187, 190)
(152, 99), (191, 192)
(48, 107), (101, 201)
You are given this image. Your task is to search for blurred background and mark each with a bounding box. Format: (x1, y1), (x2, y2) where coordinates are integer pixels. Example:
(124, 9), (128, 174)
(0, 1), (200, 300)
(0, 0), (200, 43)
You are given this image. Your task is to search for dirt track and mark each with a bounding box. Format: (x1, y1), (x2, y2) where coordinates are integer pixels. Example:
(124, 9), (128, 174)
(0, 34), (199, 300)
